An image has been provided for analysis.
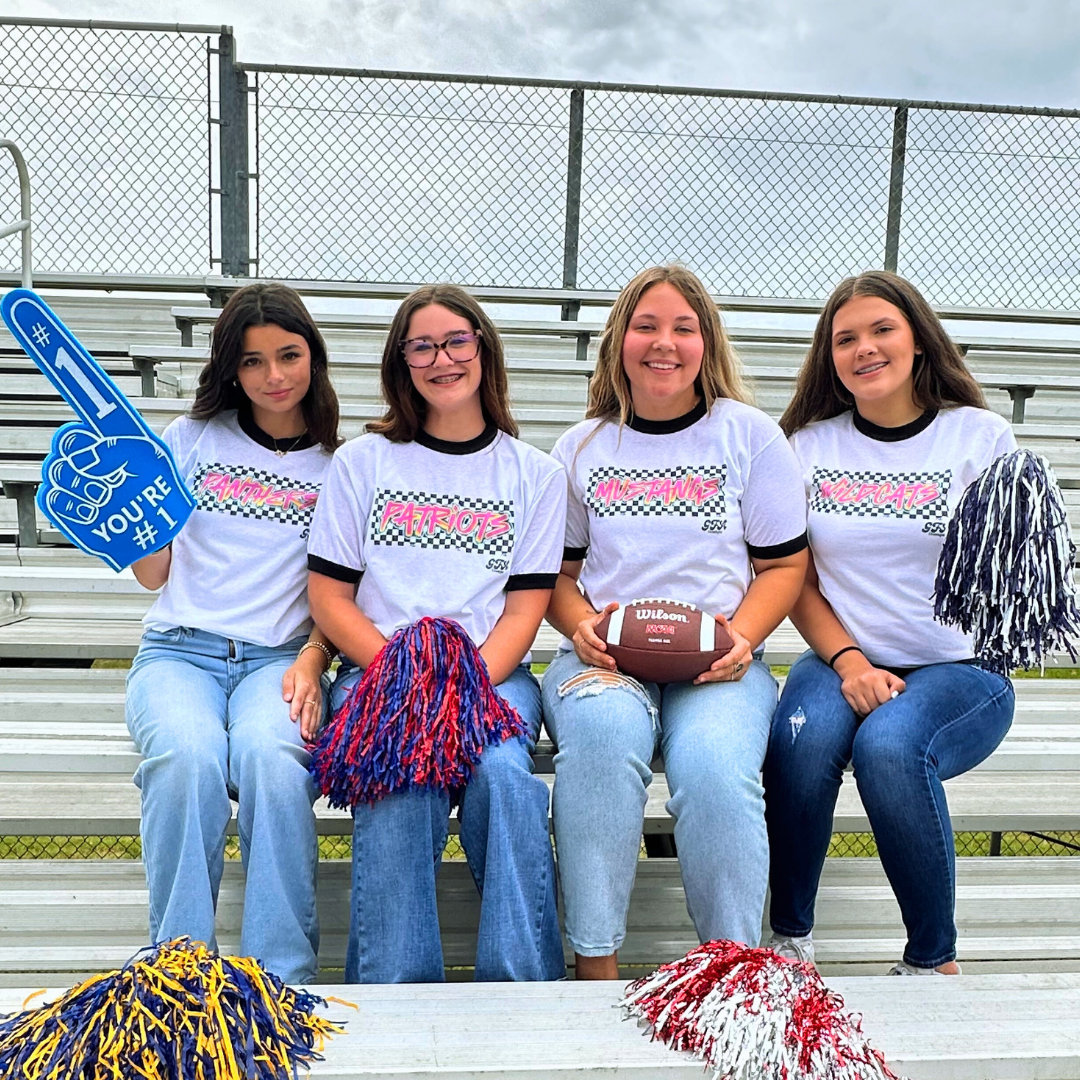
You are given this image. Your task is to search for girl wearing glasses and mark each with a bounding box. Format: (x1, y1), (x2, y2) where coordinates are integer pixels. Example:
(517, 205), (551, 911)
(307, 284), (567, 984)
(542, 265), (808, 979)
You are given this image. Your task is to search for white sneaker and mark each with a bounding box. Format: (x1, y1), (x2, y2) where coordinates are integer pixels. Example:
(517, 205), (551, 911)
(887, 960), (961, 975)
(766, 932), (815, 964)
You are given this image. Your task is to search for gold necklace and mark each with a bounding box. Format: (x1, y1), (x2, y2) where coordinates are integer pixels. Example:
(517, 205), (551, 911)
(271, 432), (307, 457)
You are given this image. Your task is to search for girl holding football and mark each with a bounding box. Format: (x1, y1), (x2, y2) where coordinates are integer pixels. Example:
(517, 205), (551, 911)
(542, 265), (808, 979)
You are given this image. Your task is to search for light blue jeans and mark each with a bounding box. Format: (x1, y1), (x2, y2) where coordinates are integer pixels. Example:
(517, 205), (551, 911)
(542, 650), (778, 956)
(332, 662), (565, 984)
(125, 627), (320, 983)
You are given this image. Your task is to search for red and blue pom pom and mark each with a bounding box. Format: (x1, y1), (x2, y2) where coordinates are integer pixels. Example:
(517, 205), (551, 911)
(309, 616), (527, 807)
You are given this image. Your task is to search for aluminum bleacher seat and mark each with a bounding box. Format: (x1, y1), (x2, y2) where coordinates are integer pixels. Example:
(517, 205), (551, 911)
(1, 652), (1079, 984)
(2, 287), (1080, 1001)
(0, 974), (1077, 1075)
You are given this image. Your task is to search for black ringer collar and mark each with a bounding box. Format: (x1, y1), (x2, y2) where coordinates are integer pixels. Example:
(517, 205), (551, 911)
(415, 421), (499, 455)
(852, 407), (938, 443)
(628, 397), (707, 435)
(237, 402), (315, 452)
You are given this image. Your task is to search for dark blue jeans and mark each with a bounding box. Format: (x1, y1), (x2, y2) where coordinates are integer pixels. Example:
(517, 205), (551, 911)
(763, 650), (1014, 968)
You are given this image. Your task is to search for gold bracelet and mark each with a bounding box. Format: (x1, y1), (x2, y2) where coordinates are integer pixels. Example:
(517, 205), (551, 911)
(298, 640), (333, 672)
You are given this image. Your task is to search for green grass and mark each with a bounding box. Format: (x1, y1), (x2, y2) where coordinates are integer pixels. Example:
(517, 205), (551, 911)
(4, 831), (1077, 861)
(1012, 667), (1080, 678)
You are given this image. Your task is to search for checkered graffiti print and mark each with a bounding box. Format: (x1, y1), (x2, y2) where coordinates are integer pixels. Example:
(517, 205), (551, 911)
(369, 488), (516, 556)
(192, 463), (321, 527)
(811, 467), (952, 520)
(585, 466), (727, 529)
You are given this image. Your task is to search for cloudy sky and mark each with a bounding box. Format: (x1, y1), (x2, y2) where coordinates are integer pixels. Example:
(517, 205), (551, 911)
(5, 0), (1080, 108)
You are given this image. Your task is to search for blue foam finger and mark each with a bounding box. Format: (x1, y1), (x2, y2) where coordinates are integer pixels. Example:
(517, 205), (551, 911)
(1, 289), (196, 571)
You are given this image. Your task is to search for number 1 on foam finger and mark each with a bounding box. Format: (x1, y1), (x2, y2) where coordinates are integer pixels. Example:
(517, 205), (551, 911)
(52, 347), (117, 421)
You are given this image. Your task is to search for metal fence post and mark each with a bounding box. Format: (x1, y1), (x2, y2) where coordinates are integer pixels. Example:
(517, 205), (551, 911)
(884, 104), (909, 273)
(561, 88), (585, 330)
(218, 31), (250, 278)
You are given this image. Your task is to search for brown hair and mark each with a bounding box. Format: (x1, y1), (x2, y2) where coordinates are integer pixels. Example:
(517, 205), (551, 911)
(367, 284), (518, 441)
(586, 265), (750, 424)
(780, 270), (986, 436)
(190, 282), (341, 453)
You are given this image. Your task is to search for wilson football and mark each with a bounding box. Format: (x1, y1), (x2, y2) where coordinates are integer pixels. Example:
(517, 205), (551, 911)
(594, 598), (734, 684)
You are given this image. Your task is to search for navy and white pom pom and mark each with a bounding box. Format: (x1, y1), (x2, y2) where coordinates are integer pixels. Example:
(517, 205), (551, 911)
(934, 448), (1080, 673)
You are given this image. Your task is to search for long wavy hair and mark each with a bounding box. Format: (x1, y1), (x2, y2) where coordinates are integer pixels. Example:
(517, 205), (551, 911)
(780, 271), (986, 436)
(367, 284), (518, 441)
(586, 265), (750, 425)
(190, 283), (341, 452)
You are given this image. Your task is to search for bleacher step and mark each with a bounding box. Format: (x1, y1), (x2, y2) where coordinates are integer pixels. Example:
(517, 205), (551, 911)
(1, 858), (1078, 979)
(1, 975), (1077, 1078)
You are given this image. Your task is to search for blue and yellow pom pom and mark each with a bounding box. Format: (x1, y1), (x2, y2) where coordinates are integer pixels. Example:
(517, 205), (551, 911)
(0, 937), (350, 1079)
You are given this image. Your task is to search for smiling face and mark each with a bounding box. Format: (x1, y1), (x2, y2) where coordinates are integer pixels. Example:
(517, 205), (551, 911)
(621, 281), (705, 420)
(831, 294), (921, 420)
(405, 302), (484, 424)
(236, 322), (312, 435)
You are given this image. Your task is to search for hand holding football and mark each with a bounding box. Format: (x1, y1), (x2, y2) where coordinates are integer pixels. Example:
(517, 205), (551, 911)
(594, 598), (734, 684)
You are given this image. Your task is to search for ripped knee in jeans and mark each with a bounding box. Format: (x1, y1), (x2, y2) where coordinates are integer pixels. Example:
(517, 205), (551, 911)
(556, 668), (658, 727)
(556, 667), (645, 698)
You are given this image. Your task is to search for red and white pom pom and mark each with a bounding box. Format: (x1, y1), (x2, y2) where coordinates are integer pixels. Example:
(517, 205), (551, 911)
(620, 940), (902, 1080)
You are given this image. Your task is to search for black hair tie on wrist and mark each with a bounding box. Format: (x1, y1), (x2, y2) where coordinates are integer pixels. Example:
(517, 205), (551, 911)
(828, 645), (864, 670)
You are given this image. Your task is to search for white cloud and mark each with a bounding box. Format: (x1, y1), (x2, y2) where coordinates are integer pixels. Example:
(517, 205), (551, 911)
(6, 0), (1079, 106)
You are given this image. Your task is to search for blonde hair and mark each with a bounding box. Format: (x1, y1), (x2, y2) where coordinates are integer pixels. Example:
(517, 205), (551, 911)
(586, 265), (750, 424)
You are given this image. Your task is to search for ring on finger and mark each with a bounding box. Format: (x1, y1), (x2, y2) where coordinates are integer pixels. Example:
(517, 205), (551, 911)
(733, 661), (745, 674)
(305, 699), (317, 705)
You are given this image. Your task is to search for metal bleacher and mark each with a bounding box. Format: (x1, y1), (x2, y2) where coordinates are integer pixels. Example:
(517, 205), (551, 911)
(0, 283), (1078, 1003)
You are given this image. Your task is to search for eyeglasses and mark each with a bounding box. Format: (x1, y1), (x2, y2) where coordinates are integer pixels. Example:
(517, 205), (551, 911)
(400, 331), (482, 368)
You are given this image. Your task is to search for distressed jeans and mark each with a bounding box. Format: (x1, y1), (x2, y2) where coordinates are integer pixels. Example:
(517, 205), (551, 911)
(542, 649), (777, 956)
(764, 650), (1014, 968)
(333, 663), (565, 984)
(125, 627), (320, 983)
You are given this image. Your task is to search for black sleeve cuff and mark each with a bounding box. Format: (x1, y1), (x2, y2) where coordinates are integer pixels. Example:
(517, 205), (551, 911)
(506, 572), (559, 592)
(747, 532), (809, 560)
(563, 545), (588, 561)
(308, 554), (364, 584)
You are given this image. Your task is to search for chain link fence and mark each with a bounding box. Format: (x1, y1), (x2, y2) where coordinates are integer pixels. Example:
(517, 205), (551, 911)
(2, 21), (1079, 308)
(899, 108), (1080, 308)
(577, 94), (896, 298)
(248, 70), (1080, 308)
(3, 832), (1079, 861)
(253, 73), (570, 286)
(0, 22), (213, 277)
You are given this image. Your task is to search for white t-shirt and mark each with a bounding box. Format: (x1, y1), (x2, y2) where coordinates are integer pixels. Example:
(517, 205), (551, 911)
(144, 410), (333, 647)
(789, 406), (1018, 668)
(307, 424), (567, 651)
(551, 398), (808, 648)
